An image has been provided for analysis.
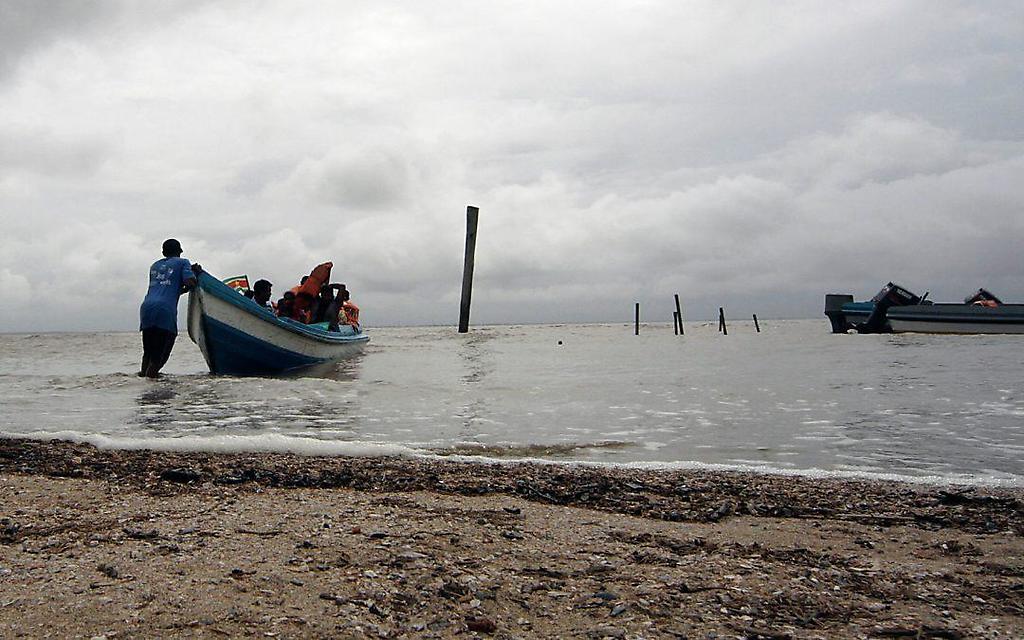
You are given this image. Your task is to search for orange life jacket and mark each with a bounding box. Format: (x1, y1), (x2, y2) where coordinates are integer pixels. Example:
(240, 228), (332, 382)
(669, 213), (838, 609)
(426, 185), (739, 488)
(341, 300), (360, 328)
(290, 262), (333, 322)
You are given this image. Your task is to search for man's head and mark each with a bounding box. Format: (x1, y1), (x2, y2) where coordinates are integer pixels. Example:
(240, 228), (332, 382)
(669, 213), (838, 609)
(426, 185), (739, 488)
(162, 238), (183, 257)
(253, 279), (272, 304)
(277, 292), (295, 316)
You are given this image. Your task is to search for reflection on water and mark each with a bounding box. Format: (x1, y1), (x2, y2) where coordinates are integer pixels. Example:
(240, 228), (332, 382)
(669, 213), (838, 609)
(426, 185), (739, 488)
(287, 353), (365, 383)
(458, 330), (495, 385)
(455, 330), (498, 436)
(0, 322), (1022, 485)
(130, 355), (365, 436)
(135, 382), (179, 429)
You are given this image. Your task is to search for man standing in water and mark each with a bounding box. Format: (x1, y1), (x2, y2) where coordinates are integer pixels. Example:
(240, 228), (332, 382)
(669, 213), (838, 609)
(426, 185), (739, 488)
(139, 239), (200, 378)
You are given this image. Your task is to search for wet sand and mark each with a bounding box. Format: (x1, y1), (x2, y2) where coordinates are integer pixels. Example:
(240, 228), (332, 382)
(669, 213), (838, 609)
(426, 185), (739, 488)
(1, 438), (1022, 638)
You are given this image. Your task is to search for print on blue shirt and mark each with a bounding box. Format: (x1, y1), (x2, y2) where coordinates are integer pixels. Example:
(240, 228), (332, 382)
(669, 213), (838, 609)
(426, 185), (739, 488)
(139, 257), (195, 332)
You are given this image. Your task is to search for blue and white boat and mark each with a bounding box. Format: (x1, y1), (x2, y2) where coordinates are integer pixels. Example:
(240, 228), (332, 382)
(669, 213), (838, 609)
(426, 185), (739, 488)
(825, 284), (1024, 335)
(187, 272), (368, 376)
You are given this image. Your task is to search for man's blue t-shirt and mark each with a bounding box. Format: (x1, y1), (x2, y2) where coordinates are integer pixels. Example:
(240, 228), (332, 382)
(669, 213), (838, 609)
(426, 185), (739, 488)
(139, 257), (195, 332)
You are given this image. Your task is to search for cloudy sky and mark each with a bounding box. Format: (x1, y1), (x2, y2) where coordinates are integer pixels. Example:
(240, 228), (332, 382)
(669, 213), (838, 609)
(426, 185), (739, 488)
(1, 1), (1022, 331)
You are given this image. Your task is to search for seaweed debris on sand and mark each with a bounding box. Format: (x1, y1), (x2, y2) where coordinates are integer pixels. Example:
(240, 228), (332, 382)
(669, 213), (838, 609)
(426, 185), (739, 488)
(1, 437), (1022, 638)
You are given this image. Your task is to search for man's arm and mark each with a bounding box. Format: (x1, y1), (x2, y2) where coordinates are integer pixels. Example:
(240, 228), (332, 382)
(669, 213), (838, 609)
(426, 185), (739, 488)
(180, 263), (202, 295)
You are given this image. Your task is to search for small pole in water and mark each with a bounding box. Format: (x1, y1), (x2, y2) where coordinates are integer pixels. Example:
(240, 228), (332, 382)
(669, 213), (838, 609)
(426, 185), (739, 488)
(458, 205), (479, 333)
(674, 294), (684, 336)
(753, 313), (761, 333)
(673, 310), (680, 335)
(635, 302), (640, 335)
(719, 307), (728, 335)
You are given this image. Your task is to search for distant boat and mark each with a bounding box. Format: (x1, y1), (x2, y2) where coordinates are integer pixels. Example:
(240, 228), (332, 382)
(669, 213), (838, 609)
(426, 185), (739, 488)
(825, 284), (1024, 335)
(187, 272), (368, 375)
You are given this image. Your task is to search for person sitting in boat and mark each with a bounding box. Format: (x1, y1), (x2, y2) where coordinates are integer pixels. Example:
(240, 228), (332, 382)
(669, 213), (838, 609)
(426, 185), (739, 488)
(275, 291), (296, 319)
(288, 262), (333, 323)
(965, 288), (1002, 308)
(280, 276), (307, 320)
(338, 287), (360, 331)
(311, 284), (337, 324)
(319, 283), (345, 330)
(252, 279), (274, 311)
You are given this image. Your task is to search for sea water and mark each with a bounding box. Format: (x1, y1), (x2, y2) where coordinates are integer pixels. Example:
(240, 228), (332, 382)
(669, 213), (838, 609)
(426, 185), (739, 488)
(1, 321), (1022, 486)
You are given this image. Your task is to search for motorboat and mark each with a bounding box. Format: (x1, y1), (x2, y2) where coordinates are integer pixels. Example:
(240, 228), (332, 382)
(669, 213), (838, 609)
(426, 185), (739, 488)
(825, 284), (1024, 334)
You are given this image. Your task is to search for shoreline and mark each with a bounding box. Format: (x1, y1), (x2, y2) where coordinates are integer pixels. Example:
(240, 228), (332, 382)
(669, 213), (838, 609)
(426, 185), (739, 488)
(4, 438), (1022, 533)
(5, 431), (1021, 491)
(2, 437), (1022, 638)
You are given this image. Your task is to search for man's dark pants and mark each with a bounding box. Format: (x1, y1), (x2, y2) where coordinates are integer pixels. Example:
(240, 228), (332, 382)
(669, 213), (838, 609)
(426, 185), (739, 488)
(140, 327), (176, 378)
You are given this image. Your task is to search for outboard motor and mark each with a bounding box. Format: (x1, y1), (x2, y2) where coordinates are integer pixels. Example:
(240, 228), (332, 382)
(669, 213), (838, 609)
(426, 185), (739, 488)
(824, 294), (854, 333)
(857, 282), (921, 334)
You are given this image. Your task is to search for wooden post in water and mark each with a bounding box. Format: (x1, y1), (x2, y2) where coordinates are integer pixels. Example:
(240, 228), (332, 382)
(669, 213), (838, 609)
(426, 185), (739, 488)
(634, 303), (640, 335)
(673, 311), (680, 335)
(674, 294), (684, 336)
(719, 307), (728, 335)
(458, 206), (479, 333)
(753, 313), (761, 333)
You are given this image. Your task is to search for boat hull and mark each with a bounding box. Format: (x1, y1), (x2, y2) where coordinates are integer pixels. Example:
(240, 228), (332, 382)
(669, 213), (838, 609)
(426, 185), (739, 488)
(187, 273), (368, 375)
(886, 304), (1024, 334)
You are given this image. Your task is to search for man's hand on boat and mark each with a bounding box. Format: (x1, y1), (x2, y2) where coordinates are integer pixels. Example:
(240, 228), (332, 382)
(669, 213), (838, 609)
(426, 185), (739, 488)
(180, 263), (201, 295)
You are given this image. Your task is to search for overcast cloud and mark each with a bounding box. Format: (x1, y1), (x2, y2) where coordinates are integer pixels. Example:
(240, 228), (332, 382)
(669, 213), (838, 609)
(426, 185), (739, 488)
(0, 1), (1022, 331)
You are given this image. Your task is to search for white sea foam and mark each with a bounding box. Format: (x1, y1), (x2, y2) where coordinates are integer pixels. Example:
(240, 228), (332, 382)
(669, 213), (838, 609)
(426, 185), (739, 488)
(1, 430), (423, 458)
(19, 429), (1023, 489)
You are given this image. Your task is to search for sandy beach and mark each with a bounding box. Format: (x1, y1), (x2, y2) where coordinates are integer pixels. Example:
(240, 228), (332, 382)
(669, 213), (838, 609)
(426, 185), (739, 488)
(1, 438), (1021, 639)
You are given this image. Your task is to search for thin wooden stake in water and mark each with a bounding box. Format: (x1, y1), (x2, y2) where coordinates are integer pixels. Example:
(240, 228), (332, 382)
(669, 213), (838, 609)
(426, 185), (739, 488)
(635, 302), (640, 335)
(458, 206), (479, 333)
(674, 294), (684, 336)
(673, 310), (680, 335)
(719, 307), (728, 335)
(753, 313), (761, 333)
